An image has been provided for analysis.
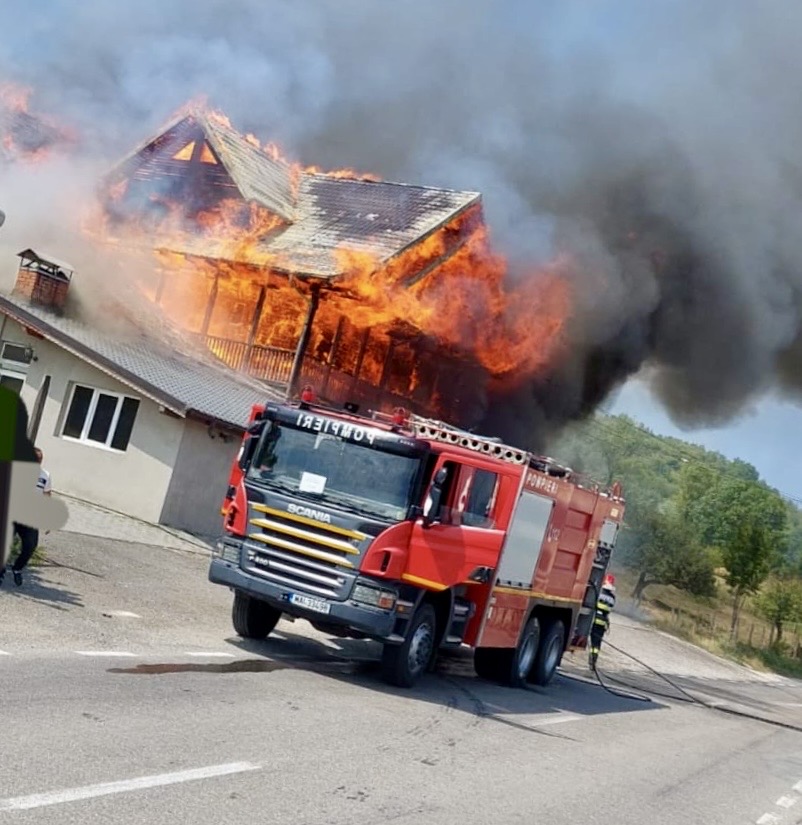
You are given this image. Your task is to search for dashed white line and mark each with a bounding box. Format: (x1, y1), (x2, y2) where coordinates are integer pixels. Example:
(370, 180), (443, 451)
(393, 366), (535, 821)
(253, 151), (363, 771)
(794, 780), (802, 793)
(0, 761), (262, 811)
(756, 813), (780, 825)
(0, 651), (10, 656)
(185, 652), (235, 658)
(102, 611), (142, 619)
(75, 651), (137, 658)
(776, 796), (797, 809)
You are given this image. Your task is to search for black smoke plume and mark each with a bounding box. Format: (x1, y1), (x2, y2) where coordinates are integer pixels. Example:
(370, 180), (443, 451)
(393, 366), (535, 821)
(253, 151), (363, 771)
(2, 0), (802, 449)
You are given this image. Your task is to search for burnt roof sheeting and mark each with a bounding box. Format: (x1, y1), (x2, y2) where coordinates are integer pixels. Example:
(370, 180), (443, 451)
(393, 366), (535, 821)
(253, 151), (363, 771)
(107, 108), (296, 223)
(200, 114), (296, 222)
(110, 105), (480, 280)
(267, 176), (480, 278)
(0, 294), (284, 431)
(154, 177), (481, 279)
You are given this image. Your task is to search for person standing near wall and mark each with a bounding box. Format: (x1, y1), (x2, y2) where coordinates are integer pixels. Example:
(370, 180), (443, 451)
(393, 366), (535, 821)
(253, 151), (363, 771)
(2, 448), (52, 587)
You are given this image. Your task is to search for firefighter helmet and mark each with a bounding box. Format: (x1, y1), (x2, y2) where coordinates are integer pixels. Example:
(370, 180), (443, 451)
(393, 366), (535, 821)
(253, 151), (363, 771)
(602, 574), (616, 592)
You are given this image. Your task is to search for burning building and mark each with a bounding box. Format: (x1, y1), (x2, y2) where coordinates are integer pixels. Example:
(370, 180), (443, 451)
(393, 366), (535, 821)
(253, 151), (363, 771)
(92, 103), (567, 427)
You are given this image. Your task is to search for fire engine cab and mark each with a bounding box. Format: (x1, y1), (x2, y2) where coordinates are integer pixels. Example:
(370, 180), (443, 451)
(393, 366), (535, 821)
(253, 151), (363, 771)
(209, 391), (625, 689)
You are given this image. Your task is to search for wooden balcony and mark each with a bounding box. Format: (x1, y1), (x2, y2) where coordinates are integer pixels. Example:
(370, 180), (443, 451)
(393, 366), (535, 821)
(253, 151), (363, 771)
(198, 334), (427, 415)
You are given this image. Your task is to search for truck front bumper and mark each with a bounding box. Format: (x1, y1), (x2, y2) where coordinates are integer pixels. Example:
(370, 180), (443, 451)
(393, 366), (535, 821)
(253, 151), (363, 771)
(209, 558), (398, 640)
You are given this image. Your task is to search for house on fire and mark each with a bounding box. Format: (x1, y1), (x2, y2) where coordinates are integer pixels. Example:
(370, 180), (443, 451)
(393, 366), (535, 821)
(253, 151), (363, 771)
(0, 249), (281, 538)
(98, 104), (488, 424)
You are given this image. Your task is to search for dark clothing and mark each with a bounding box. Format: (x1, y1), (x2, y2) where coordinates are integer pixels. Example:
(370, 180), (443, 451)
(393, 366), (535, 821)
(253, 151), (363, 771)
(0, 386), (37, 463)
(11, 522), (38, 572)
(589, 590), (616, 665)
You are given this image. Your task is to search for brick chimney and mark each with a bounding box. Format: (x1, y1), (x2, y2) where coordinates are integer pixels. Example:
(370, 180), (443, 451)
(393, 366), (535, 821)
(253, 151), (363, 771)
(12, 249), (73, 313)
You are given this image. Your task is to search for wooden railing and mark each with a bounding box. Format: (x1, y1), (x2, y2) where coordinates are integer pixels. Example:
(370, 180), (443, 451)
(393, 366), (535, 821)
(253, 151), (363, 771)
(201, 335), (295, 387)
(198, 333), (430, 416)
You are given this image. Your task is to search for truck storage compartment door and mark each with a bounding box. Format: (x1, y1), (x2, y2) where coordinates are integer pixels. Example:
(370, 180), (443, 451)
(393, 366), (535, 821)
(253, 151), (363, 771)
(496, 491), (554, 589)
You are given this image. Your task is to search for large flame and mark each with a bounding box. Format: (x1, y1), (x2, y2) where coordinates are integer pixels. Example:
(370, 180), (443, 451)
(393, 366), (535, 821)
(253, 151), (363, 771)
(63, 98), (573, 414)
(332, 212), (571, 383)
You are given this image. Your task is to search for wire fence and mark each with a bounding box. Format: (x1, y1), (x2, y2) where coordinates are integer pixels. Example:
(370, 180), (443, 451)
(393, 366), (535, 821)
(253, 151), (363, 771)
(663, 606), (802, 658)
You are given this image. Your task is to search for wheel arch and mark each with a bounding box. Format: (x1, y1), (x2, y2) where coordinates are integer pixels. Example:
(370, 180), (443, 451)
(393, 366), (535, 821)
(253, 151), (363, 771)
(526, 603), (574, 653)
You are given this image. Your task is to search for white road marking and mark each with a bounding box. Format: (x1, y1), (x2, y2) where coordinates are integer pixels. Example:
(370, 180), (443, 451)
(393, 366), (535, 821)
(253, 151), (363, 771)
(75, 651), (137, 658)
(776, 796), (797, 808)
(756, 814), (780, 825)
(0, 651), (10, 656)
(185, 652), (235, 658)
(794, 780), (802, 793)
(497, 711), (583, 728)
(0, 762), (262, 811)
(102, 611), (141, 619)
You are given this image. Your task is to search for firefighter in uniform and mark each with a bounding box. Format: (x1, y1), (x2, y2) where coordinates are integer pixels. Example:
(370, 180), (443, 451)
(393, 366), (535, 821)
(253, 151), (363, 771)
(589, 574), (617, 668)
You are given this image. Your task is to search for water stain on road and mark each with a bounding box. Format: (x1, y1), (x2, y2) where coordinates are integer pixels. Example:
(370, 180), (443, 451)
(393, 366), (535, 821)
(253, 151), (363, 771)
(108, 659), (292, 675)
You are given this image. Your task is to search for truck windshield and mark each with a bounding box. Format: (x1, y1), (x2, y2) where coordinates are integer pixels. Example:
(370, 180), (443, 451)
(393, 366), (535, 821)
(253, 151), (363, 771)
(246, 422), (422, 522)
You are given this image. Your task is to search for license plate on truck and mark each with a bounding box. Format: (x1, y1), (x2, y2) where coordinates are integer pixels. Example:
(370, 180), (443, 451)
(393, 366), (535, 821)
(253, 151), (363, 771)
(288, 593), (331, 614)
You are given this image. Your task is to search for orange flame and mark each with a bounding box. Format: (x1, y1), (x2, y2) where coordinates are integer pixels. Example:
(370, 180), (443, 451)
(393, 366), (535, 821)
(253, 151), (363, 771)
(332, 213), (571, 382)
(85, 102), (571, 413)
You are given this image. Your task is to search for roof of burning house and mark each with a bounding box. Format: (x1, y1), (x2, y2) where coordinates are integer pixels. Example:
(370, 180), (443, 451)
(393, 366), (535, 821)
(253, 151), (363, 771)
(0, 292), (283, 431)
(107, 107), (481, 280)
(109, 108), (297, 222)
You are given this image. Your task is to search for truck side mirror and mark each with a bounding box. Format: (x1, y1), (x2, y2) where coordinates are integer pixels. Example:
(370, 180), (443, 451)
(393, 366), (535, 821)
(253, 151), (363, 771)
(238, 421), (264, 471)
(422, 467), (448, 528)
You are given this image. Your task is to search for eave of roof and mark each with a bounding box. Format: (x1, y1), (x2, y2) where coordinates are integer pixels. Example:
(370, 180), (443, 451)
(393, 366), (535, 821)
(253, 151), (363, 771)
(0, 295), (272, 432)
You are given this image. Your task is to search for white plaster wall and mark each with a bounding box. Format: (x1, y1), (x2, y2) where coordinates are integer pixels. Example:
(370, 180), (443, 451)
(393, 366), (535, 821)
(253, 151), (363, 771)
(160, 419), (240, 538)
(0, 317), (183, 523)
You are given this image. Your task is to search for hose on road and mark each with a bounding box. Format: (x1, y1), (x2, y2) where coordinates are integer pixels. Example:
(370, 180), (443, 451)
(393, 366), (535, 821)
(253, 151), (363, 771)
(595, 639), (802, 734)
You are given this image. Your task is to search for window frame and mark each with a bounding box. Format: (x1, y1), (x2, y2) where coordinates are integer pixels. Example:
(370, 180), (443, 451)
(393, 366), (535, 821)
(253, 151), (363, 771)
(0, 369), (25, 394)
(61, 383), (139, 452)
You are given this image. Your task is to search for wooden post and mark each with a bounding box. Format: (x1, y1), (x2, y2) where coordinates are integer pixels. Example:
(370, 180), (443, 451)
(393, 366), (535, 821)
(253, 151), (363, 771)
(244, 285), (267, 373)
(748, 624), (754, 646)
(287, 284), (321, 399)
(350, 327), (371, 396)
(322, 315), (345, 399)
(200, 273), (219, 336)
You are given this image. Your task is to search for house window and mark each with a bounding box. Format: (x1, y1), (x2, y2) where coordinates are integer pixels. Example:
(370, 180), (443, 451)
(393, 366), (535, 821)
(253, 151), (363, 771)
(0, 341), (32, 394)
(62, 384), (140, 451)
(0, 372), (24, 394)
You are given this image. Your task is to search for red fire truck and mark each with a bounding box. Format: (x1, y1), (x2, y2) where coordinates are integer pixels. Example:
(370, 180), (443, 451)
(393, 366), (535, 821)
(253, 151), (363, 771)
(210, 391), (625, 689)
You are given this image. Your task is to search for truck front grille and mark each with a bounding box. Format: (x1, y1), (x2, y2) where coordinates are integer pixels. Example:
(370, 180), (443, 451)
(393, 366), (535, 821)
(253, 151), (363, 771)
(244, 502), (368, 599)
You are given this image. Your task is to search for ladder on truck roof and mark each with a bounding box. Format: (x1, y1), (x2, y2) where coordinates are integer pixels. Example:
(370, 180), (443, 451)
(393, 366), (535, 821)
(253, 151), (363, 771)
(405, 414), (574, 479)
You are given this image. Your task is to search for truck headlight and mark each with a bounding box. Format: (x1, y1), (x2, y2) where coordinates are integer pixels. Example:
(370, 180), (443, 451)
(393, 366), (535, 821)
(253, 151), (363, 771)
(352, 582), (397, 610)
(216, 539), (241, 564)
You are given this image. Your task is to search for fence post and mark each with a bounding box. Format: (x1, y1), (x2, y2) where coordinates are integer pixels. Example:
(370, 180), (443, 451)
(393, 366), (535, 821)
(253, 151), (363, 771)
(748, 624), (754, 646)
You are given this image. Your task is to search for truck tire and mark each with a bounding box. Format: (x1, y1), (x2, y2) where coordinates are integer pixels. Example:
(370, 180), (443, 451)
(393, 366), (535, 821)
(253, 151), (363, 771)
(381, 603), (436, 688)
(474, 616), (541, 688)
(529, 618), (565, 687)
(232, 591), (281, 640)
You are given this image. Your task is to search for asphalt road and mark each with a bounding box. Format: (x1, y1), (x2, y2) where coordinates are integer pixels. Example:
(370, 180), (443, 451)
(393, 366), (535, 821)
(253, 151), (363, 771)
(0, 532), (800, 825)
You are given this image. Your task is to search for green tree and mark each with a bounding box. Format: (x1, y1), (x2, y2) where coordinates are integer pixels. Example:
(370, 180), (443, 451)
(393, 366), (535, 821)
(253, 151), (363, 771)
(755, 577), (802, 644)
(722, 522), (773, 637)
(628, 508), (716, 602)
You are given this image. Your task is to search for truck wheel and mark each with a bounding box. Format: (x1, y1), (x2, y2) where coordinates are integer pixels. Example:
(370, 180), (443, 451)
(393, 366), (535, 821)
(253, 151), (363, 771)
(381, 603), (436, 688)
(473, 648), (505, 682)
(232, 591), (281, 640)
(529, 619), (566, 687)
(474, 616), (540, 688)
